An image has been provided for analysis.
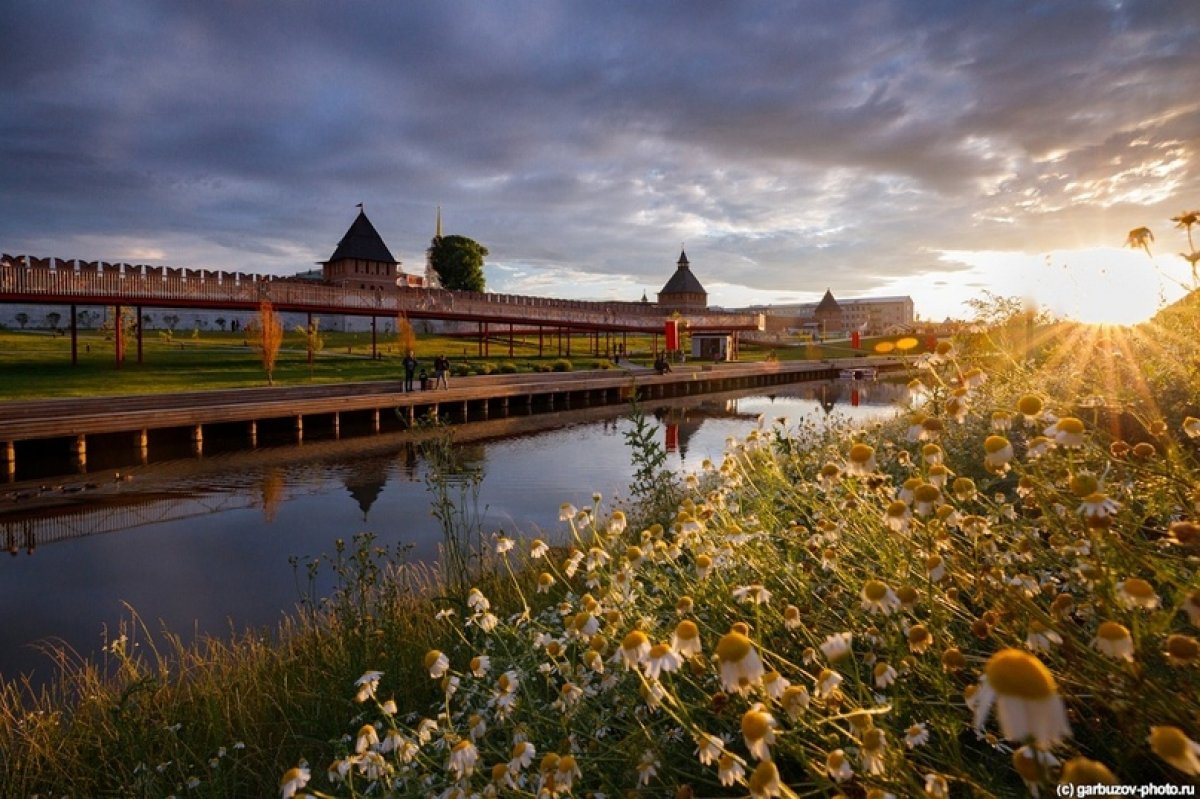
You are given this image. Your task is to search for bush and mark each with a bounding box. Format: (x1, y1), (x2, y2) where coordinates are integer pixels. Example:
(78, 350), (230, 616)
(497, 361), (519, 374)
(550, 358), (573, 372)
(477, 362), (497, 375)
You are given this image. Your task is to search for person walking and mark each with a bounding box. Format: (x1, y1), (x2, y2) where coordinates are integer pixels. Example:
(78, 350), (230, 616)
(402, 351), (418, 392)
(434, 355), (449, 389)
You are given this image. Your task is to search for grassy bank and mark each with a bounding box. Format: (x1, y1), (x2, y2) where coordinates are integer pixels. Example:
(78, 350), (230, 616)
(0, 327), (927, 399)
(3, 300), (1199, 796)
(0, 329), (632, 399)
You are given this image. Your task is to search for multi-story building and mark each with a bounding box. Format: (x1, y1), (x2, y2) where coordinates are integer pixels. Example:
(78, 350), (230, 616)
(755, 293), (914, 336)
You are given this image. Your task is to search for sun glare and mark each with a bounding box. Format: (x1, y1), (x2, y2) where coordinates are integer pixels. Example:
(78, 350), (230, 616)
(926, 248), (1193, 326)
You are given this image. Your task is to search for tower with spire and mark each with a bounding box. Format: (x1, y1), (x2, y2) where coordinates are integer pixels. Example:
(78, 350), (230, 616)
(656, 248), (708, 311)
(423, 206), (444, 289)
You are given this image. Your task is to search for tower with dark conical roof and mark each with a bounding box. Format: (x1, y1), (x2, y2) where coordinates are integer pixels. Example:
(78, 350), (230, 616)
(813, 288), (845, 335)
(321, 207), (401, 290)
(656, 249), (707, 311)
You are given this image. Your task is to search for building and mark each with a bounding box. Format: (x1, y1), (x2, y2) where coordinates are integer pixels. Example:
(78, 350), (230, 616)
(657, 249), (708, 311)
(756, 293), (915, 336)
(813, 289), (845, 335)
(320, 207), (404, 291)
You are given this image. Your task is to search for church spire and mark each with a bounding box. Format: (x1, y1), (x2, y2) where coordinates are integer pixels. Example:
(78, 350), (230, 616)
(435, 205), (443, 239)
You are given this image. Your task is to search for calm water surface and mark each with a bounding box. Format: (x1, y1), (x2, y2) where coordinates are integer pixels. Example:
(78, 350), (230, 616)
(0, 379), (905, 684)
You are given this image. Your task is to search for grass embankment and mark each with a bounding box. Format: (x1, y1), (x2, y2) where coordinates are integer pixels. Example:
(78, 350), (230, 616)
(4, 304), (1200, 796)
(0, 328), (922, 399)
(0, 330), (624, 399)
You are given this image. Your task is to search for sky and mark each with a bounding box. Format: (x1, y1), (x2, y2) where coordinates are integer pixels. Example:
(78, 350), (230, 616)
(2, 1), (1198, 325)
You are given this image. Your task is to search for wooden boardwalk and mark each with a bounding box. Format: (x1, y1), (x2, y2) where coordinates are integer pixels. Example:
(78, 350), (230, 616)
(0, 358), (897, 478)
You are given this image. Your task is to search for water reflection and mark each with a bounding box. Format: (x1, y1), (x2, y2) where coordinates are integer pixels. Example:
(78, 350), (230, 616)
(0, 378), (905, 684)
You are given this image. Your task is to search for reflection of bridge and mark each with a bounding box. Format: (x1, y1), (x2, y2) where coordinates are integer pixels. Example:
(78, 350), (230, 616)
(1, 377), (838, 552)
(0, 254), (763, 361)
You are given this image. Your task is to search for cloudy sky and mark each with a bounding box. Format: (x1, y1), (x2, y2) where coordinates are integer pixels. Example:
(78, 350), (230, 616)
(2, 1), (1198, 323)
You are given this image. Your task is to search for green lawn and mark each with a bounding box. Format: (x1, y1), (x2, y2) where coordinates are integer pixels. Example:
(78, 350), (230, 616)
(0, 329), (650, 399)
(0, 328), (925, 399)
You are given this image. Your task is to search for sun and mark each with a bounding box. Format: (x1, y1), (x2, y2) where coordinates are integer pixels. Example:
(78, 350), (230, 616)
(927, 248), (1194, 326)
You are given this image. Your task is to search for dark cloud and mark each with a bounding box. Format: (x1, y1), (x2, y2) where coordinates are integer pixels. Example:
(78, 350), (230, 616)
(1, 0), (1197, 315)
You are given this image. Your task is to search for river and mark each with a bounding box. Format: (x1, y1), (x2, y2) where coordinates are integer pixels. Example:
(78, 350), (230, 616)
(0, 377), (906, 686)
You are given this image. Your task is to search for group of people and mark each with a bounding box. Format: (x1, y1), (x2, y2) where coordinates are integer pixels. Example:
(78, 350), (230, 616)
(401, 352), (450, 391)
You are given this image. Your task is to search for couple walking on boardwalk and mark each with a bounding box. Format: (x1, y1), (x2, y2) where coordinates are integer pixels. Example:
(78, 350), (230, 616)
(402, 352), (450, 391)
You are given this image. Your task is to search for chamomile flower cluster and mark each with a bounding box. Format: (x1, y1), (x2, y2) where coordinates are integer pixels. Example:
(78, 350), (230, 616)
(286, 329), (1200, 797)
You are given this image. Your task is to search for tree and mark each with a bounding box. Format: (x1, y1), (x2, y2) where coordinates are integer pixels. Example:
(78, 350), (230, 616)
(14, 313), (27, 329)
(427, 234), (488, 292)
(396, 312), (417, 354)
(294, 317), (325, 376)
(248, 300), (284, 385)
(45, 312), (61, 331)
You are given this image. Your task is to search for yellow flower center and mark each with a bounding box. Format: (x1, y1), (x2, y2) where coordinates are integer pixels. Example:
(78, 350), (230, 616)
(1057, 417), (1085, 434)
(1097, 621), (1130, 641)
(1069, 473), (1099, 496)
(914, 484), (940, 503)
(848, 710), (873, 730)
(863, 580), (889, 601)
(1017, 395), (1043, 416)
(1061, 757), (1117, 784)
(862, 728), (885, 751)
(649, 643), (672, 660)
(622, 630), (648, 651)
(1149, 726), (1189, 759)
(984, 649), (1057, 699)
(984, 435), (1011, 454)
(716, 631), (753, 662)
(423, 650), (444, 671)
(849, 443), (874, 463)
(748, 761), (780, 792)
(1121, 578), (1155, 599)
(674, 621), (699, 642)
(1166, 635), (1199, 661)
(741, 710), (772, 741)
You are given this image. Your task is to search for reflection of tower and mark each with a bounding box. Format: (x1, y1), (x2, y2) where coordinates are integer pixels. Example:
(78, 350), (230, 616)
(260, 468), (285, 524)
(817, 383), (837, 415)
(657, 408), (705, 461)
(345, 458), (390, 522)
